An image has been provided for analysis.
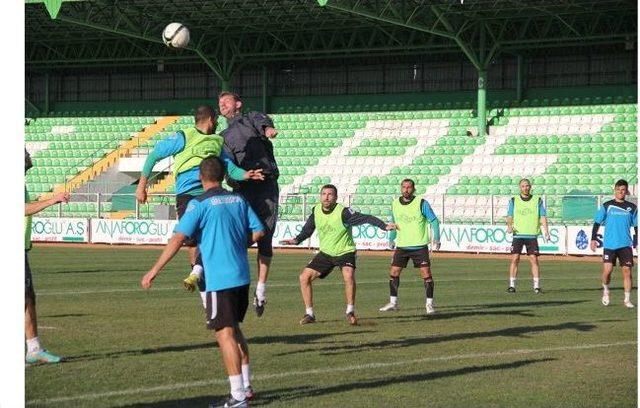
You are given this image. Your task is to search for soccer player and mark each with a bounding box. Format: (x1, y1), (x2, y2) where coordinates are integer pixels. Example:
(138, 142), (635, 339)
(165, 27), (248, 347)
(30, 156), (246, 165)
(24, 149), (70, 364)
(379, 179), (441, 314)
(280, 184), (396, 325)
(135, 105), (263, 297)
(218, 92), (280, 317)
(141, 157), (264, 408)
(590, 179), (638, 308)
(506, 178), (550, 293)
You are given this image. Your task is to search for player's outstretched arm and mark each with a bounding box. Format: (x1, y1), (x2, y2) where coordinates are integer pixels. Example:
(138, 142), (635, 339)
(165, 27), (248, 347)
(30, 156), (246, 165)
(251, 230), (266, 245)
(25, 192), (70, 216)
(540, 216), (551, 241)
(430, 217), (441, 251)
(342, 207), (388, 230)
(135, 176), (149, 204)
(506, 216), (514, 234)
(141, 233), (186, 289)
(280, 211), (315, 245)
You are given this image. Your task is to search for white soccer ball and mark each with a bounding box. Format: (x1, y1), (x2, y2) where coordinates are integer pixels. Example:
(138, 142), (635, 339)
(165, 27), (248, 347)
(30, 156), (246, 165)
(162, 23), (190, 49)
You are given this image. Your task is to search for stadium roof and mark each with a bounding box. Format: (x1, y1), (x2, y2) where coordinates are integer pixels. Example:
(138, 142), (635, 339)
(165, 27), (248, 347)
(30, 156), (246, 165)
(26, 0), (637, 75)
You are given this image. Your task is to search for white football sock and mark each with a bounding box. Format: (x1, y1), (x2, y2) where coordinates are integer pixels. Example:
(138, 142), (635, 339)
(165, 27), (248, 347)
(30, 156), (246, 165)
(256, 282), (266, 302)
(241, 364), (251, 388)
(26, 337), (41, 354)
(533, 278), (540, 289)
(509, 277), (516, 288)
(390, 296), (398, 305)
(305, 307), (314, 316)
(190, 264), (203, 279)
(346, 304), (355, 314)
(603, 284), (610, 295)
(426, 298), (434, 306)
(624, 292), (631, 302)
(229, 374), (245, 401)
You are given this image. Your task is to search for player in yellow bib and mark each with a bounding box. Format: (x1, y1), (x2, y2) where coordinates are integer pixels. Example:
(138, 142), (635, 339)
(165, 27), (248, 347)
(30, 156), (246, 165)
(379, 179), (441, 314)
(506, 178), (550, 293)
(135, 105), (263, 302)
(280, 184), (396, 325)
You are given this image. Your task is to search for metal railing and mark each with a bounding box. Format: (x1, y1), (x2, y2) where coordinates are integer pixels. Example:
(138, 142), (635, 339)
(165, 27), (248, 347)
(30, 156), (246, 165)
(39, 192), (637, 226)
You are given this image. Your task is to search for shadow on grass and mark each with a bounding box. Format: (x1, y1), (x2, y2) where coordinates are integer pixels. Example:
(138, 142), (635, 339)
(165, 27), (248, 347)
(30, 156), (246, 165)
(40, 313), (89, 318)
(117, 358), (553, 407)
(445, 299), (589, 310)
(65, 342), (216, 363)
(275, 321), (597, 357)
(44, 268), (144, 274)
(251, 330), (375, 345)
(65, 331), (373, 363)
(320, 309), (538, 325)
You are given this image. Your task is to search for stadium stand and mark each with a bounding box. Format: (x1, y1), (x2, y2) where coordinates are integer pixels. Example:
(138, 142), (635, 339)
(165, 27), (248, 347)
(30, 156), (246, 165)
(30, 100), (637, 221)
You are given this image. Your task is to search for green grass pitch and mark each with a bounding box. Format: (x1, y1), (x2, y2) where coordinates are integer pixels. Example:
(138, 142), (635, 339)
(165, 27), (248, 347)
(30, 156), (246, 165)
(26, 246), (636, 407)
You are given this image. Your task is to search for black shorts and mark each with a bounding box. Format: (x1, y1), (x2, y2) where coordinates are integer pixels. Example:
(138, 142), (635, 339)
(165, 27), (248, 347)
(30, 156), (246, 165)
(392, 247), (431, 268)
(238, 183), (279, 258)
(25, 252), (35, 300)
(603, 247), (634, 267)
(307, 251), (356, 279)
(205, 284), (250, 331)
(510, 238), (539, 255)
(176, 193), (198, 247)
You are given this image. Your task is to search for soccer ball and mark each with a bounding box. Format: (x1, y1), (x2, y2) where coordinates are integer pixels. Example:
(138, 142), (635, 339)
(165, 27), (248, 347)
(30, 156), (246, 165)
(162, 23), (190, 49)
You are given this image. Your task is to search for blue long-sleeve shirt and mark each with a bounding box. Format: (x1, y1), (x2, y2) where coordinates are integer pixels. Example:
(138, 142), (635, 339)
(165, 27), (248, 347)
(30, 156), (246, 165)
(388, 198), (440, 249)
(142, 130), (246, 195)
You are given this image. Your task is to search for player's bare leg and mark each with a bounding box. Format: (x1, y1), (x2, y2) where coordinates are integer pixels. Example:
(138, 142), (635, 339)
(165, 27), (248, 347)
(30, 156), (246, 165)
(601, 262), (614, 306)
(342, 266), (357, 325)
(183, 247), (203, 294)
(380, 266), (402, 311)
(215, 326), (247, 404)
(25, 298), (37, 341)
(420, 266), (436, 314)
(234, 327), (253, 400)
(507, 253), (520, 292)
(299, 268), (320, 324)
(253, 254), (271, 317)
(621, 266), (634, 308)
(529, 255), (541, 293)
(25, 297), (62, 364)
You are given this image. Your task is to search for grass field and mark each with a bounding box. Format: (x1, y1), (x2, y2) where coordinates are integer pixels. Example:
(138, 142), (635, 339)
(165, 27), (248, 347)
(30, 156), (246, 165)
(26, 246), (637, 407)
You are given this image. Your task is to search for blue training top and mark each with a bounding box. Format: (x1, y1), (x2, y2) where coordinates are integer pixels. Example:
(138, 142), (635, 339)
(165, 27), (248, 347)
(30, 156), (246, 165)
(594, 200), (638, 250)
(174, 187), (264, 291)
(142, 130), (245, 195)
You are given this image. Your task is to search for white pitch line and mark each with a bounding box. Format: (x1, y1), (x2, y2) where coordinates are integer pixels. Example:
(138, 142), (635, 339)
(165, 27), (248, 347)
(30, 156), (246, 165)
(26, 340), (636, 406)
(37, 276), (603, 296)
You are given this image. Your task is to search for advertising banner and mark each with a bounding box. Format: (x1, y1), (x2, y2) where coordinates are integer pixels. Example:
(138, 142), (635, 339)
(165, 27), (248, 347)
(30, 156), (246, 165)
(271, 221), (391, 250)
(91, 219), (178, 244)
(31, 217), (89, 243)
(566, 225), (637, 256)
(438, 224), (566, 254)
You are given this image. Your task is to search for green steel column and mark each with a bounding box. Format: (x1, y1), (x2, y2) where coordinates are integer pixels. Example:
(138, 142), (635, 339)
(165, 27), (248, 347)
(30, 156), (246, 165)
(477, 70), (487, 137)
(262, 65), (269, 113)
(516, 55), (524, 102)
(44, 72), (50, 114)
(220, 76), (230, 92)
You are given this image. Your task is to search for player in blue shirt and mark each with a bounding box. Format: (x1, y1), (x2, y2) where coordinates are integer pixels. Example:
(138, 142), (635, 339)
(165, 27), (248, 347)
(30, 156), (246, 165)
(135, 105), (263, 296)
(141, 156), (264, 408)
(379, 179), (441, 314)
(590, 179), (638, 308)
(506, 178), (550, 294)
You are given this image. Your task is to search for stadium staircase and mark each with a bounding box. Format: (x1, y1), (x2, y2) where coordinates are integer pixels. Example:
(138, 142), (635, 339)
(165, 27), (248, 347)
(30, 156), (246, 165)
(29, 98), (637, 223)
